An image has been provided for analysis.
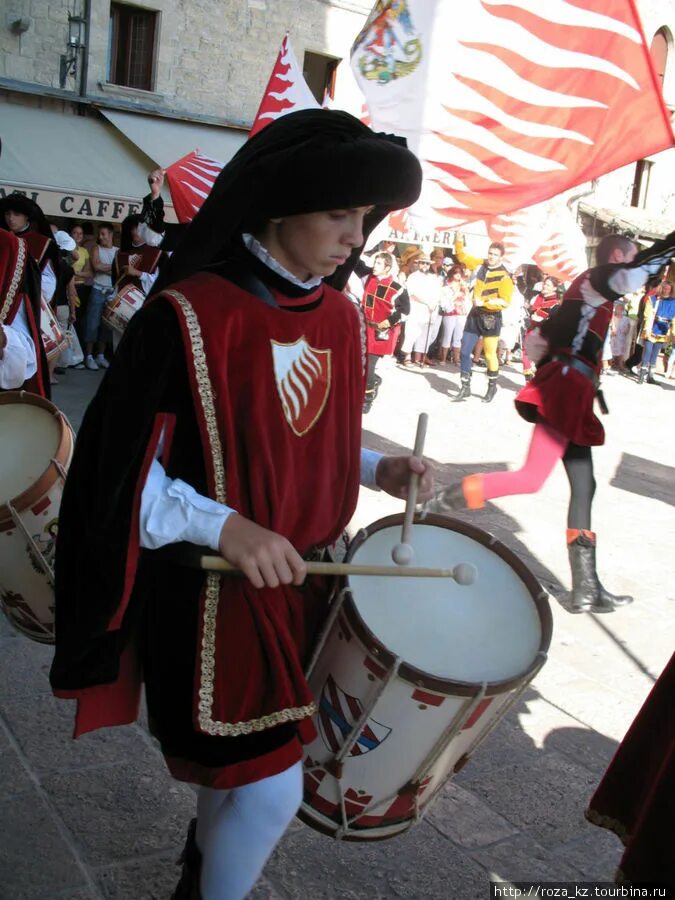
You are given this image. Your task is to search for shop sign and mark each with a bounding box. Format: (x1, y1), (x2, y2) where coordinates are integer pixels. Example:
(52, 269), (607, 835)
(0, 184), (177, 223)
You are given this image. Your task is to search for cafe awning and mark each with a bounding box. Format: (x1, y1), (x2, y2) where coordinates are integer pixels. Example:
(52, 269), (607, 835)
(99, 108), (246, 169)
(0, 103), (162, 221)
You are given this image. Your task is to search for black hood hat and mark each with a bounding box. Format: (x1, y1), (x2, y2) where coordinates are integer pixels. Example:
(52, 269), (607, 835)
(153, 108), (422, 294)
(120, 213), (144, 252)
(0, 192), (54, 241)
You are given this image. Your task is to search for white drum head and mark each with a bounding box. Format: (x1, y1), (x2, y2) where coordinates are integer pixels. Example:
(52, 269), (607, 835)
(0, 401), (61, 503)
(348, 523), (542, 684)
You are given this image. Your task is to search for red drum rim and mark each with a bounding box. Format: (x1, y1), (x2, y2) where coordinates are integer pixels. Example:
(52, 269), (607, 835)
(342, 512), (552, 697)
(0, 391), (73, 527)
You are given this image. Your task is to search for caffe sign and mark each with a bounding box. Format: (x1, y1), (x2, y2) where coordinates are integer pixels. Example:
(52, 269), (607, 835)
(0, 184), (177, 223)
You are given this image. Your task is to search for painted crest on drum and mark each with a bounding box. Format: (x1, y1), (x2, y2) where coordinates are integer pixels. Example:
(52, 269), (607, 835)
(319, 674), (391, 756)
(28, 518), (58, 573)
(271, 338), (331, 437)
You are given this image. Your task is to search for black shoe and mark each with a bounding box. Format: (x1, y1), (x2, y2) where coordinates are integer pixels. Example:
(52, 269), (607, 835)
(563, 533), (633, 615)
(453, 377), (471, 402)
(170, 819), (201, 900)
(646, 373), (658, 385)
(482, 378), (498, 403)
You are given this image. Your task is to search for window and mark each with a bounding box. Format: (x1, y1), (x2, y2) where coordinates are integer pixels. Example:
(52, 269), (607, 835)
(303, 51), (339, 104)
(650, 29), (669, 86)
(109, 3), (158, 91)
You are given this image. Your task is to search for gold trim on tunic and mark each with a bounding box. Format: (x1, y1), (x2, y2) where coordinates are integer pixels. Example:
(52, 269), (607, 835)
(164, 289), (317, 736)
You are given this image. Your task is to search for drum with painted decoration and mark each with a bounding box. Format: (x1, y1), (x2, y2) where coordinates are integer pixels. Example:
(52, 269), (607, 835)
(103, 283), (146, 335)
(300, 513), (551, 840)
(40, 296), (68, 362)
(0, 391), (74, 642)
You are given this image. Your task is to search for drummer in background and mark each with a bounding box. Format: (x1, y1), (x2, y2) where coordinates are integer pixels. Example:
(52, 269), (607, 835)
(0, 227), (49, 397)
(0, 193), (62, 307)
(49, 110), (434, 900)
(113, 207), (168, 296)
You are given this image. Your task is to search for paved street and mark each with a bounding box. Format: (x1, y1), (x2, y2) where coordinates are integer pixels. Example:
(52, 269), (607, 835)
(1, 357), (673, 899)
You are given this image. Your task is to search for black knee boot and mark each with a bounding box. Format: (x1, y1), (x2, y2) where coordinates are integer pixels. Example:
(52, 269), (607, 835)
(363, 374), (381, 414)
(562, 532), (634, 614)
(482, 371), (498, 403)
(170, 818), (202, 900)
(453, 373), (471, 401)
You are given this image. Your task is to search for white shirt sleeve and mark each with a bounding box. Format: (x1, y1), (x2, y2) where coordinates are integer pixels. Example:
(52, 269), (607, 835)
(140, 270), (159, 296)
(139, 458), (234, 551)
(0, 302), (38, 389)
(139, 446), (386, 551)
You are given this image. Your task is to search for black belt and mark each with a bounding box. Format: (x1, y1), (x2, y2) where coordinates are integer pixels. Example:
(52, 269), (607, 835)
(552, 354), (608, 414)
(552, 354), (599, 387)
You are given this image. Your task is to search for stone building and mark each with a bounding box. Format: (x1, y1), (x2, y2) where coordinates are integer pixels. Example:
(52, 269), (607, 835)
(0, 0), (673, 237)
(1, 0), (372, 223)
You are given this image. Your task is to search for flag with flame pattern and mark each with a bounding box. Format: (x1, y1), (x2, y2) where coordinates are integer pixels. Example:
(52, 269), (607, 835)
(351, 0), (674, 229)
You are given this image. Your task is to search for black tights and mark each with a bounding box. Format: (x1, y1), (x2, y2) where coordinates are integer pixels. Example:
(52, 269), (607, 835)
(562, 442), (596, 530)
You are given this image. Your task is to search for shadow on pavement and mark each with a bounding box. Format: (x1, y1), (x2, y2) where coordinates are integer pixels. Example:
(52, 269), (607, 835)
(610, 452), (675, 508)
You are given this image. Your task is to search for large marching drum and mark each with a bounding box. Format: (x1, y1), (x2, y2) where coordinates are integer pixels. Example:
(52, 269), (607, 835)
(39, 295), (69, 362)
(0, 391), (74, 642)
(300, 513), (551, 840)
(103, 283), (146, 335)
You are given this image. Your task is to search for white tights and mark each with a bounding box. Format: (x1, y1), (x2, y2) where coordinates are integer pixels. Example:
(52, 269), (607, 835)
(195, 761), (302, 900)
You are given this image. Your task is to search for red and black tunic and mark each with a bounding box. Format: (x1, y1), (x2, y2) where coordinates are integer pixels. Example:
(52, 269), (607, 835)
(515, 271), (614, 445)
(362, 274), (407, 356)
(0, 230), (49, 398)
(51, 256), (366, 787)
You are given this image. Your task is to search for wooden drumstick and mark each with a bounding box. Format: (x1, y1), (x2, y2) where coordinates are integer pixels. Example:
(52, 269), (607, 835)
(199, 555), (477, 584)
(391, 412), (428, 566)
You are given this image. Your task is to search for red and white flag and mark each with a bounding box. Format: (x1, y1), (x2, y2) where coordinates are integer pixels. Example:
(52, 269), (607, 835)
(250, 33), (320, 137)
(164, 35), (320, 222)
(351, 0), (674, 229)
(164, 151), (225, 224)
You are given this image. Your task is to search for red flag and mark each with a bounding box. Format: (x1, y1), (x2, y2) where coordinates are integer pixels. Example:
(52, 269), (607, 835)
(164, 151), (225, 224)
(351, 1), (674, 229)
(250, 33), (320, 138)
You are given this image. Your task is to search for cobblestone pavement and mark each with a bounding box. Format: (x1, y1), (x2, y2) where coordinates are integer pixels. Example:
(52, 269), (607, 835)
(1, 358), (673, 899)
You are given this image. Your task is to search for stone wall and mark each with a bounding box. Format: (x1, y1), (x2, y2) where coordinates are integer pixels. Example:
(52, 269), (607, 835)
(1, 0), (372, 123)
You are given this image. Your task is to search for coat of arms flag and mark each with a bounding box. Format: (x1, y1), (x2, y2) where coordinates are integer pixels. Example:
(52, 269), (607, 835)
(351, 0), (675, 230)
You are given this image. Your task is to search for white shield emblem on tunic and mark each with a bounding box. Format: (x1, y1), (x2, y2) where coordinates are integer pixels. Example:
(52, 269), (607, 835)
(271, 337), (332, 436)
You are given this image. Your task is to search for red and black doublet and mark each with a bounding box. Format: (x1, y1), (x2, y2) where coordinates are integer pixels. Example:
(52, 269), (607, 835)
(0, 230), (49, 397)
(528, 290), (560, 326)
(50, 252), (366, 788)
(362, 273), (407, 357)
(516, 273), (622, 446)
(112, 245), (164, 292)
(516, 232), (675, 445)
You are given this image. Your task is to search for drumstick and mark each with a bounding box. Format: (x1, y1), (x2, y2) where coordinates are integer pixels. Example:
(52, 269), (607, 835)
(199, 555), (477, 584)
(391, 412), (428, 566)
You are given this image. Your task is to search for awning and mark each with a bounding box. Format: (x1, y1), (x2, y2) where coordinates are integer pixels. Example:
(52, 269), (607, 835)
(0, 103), (167, 221)
(100, 109), (246, 169)
(578, 200), (671, 241)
